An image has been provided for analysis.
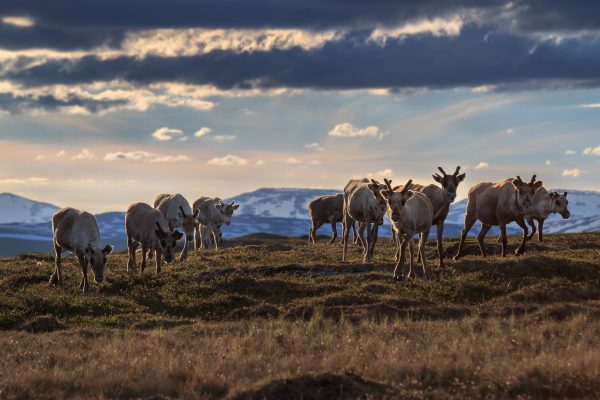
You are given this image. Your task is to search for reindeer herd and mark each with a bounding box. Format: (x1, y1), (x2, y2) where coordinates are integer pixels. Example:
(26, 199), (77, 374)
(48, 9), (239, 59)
(49, 167), (571, 292)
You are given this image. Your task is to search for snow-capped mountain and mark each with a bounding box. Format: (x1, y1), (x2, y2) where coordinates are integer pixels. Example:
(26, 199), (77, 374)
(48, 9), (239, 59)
(225, 188), (339, 220)
(0, 188), (598, 257)
(0, 193), (59, 224)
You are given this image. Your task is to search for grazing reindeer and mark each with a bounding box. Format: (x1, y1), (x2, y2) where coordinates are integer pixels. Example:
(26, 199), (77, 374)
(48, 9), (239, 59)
(307, 193), (357, 244)
(342, 178), (388, 263)
(382, 179), (433, 280)
(454, 175), (543, 260)
(193, 197), (238, 250)
(154, 194), (198, 261)
(526, 190), (570, 242)
(50, 208), (113, 293)
(125, 203), (183, 274)
(393, 166), (465, 268)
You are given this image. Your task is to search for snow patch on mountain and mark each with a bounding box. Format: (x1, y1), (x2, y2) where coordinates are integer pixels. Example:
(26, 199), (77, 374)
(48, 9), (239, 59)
(0, 193), (59, 224)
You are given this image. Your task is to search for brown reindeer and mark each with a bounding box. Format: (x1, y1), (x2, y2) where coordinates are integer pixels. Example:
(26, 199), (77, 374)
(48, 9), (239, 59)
(342, 178), (388, 263)
(307, 193), (358, 244)
(381, 179), (433, 281)
(392, 166), (465, 267)
(454, 175), (543, 260)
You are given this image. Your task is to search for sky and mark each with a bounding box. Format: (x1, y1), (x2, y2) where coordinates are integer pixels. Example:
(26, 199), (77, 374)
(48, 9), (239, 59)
(0, 0), (599, 212)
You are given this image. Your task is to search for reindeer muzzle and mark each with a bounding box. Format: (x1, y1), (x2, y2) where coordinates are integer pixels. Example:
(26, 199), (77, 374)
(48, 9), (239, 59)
(94, 276), (104, 284)
(562, 211), (571, 219)
(186, 235), (193, 242)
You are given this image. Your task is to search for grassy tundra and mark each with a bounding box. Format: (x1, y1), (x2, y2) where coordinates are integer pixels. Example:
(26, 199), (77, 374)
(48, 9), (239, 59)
(1, 233), (600, 399)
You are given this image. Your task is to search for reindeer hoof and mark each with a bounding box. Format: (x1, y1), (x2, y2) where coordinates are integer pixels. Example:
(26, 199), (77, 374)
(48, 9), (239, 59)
(48, 274), (59, 286)
(393, 274), (404, 282)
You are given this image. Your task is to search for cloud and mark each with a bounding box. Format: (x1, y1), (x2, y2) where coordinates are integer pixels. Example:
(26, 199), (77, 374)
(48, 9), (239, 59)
(255, 160), (266, 166)
(1, 16), (35, 27)
(369, 15), (463, 44)
(56, 150), (66, 157)
(562, 168), (582, 177)
(305, 142), (325, 151)
(194, 127), (211, 137)
(0, 176), (48, 184)
(328, 123), (384, 139)
(545, 159), (552, 166)
(213, 135), (236, 142)
(580, 103), (600, 108)
(286, 157), (302, 164)
(505, 128), (514, 135)
(361, 168), (394, 180)
(565, 149), (577, 155)
(475, 162), (489, 169)
(104, 151), (190, 163)
(151, 127), (184, 141)
(35, 154), (45, 161)
(207, 154), (248, 166)
(582, 146), (600, 156)
(72, 148), (95, 160)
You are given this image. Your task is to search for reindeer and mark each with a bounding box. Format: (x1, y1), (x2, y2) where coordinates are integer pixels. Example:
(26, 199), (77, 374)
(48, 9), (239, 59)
(307, 193), (357, 244)
(193, 197), (238, 250)
(125, 202), (183, 274)
(526, 190), (570, 242)
(154, 194), (198, 261)
(392, 166), (465, 268)
(453, 175), (543, 260)
(381, 179), (433, 280)
(50, 207), (114, 293)
(342, 178), (388, 263)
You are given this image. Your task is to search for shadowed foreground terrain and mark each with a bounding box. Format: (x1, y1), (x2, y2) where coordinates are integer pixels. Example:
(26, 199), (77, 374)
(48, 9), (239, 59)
(1, 233), (600, 399)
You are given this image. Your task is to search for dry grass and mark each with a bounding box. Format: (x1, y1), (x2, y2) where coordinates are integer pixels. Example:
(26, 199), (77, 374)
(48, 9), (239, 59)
(0, 233), (599, 398)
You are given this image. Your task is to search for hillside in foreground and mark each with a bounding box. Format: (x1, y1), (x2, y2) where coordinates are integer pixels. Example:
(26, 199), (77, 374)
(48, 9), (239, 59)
(1, 234), (600, 399)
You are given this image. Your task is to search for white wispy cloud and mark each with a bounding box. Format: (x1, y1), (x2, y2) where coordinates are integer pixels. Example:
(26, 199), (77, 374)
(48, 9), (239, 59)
(35, 154), (45, 161)
(213, 135), (236, 142)
(565, 149), (577, 155)
(582, 146), (600, 156)
(72, 149), (96, 160)
(104, 151), (190, 163)
(360, 168), (394, 180)
(286, 157), (303, 165)
(328, 123), (386, 139)
(305, 142), (325, 151)
(580, 103), (600, 108)
(475, 162), (489, 169)
(194, 127), (212, 137)
(207, 154), (248, 166)
(562, 168), (582, 177)
(255, 160), (266, 166)
(1, 16), (34, 27)
(505, 128), (514, 135)
(0, 176), (48, 184)
(369, 15), (463, 44)
(151, 127), (184, 141)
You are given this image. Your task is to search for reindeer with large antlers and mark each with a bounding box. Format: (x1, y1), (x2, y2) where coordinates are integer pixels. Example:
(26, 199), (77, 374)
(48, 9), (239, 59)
(381, 179), (433, 280)
(342, 178), (388, 263)
(392, 166), (465, 268)
(454, 175), (543, 260)
(193, 197), (239, 250)
(154, 194), (199, 261)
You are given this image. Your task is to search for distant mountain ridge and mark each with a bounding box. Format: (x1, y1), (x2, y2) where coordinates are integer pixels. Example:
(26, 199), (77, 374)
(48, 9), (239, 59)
(0, 187), (599, 257)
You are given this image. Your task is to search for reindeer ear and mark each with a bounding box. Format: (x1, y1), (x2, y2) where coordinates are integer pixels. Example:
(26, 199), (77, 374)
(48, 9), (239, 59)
(213, 203), (223, 209)
(102, 244), (114, 255)
(533, 181), (543, 190)
(380, 189), (392, 199)
(457, 173), (466, 182)
(550, 191), (559, 200)
(193, 209), (199, 219)
(232, 204), (240, 210)
(368, 183), (379, 193)
(563, 192), (568, 197)
(173, 230), (184, 240)
(406, 190), (414, 199)
(511, 179), (521, 189)
(432, 174), (443, 183)
(155, 222), (166, 238)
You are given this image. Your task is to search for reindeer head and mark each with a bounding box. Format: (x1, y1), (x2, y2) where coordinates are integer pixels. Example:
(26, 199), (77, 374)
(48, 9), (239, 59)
(179, 206), (199, 242)
(380, 178), (414, 223)
(84, 244), (113, 283)
(213, 200), (240, 225)
(155, 222), (184, 263)
(550, 191), (570, 219)
(432, 166), (466, 203)
(511, 175), (543, 211)
(367, 179), (388, 225)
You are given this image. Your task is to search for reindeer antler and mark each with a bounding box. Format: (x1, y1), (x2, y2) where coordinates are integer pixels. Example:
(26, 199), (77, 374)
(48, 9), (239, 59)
(437, 167), (447, 176)
(401, 179), (413, 193)
(515, 176), (523, 184)
(383, 178), (394, 192)
(530, 174), (537, 185)
(454, 166), (461, 176)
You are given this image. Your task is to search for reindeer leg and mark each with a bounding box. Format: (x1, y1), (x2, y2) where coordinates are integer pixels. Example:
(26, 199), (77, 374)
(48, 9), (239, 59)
(500, 223), (508, 257)
(141, 244), (148, 272)
(363, 222), (373, 263)
(76, 250), (89, 293)
(127, 237), (138, 273)
(350, 221), (357, 245)
(330, 220), (338, 244)
(408, 239), (415, 279)
(453, 214), (477, 261)
(515, 217), (529, 256)
(179, 236), (189, 261)
(155, 248), (162, 274)
(436, 221), (445, 268)
(538, 218), (545, 242)
(419, 232), (429, 279)
(477, 223), (492, 258)
(342, 215), (351, 262)
(394, 236), (408, 281)
(50, 243), (62, 286)
(356, 223), (366, 247)
(526, 216), (536, 241)
(194, 223), (201, 251)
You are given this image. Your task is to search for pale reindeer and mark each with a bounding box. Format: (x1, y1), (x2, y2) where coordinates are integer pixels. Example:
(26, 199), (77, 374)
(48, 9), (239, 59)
(342, 178), (387, 263)
(125, 203), (183, 274)
(496, 189), (571, 243)
(154, 194), (198, 260)
(454, 175), (543, 260)
(50, 207), (114, 293)
(193, 197), (238, 250)
(307, 193), (358, 244)
(381, 179), (433, 280)
(392, 166), (465, 268)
